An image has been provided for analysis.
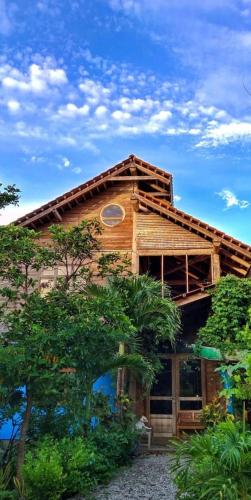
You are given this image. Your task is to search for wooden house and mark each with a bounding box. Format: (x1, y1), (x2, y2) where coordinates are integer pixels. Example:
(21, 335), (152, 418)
(15, 154), (251, 438)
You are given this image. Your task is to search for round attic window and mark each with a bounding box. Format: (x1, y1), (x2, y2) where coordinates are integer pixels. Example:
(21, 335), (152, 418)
(100, 204), (125, 227)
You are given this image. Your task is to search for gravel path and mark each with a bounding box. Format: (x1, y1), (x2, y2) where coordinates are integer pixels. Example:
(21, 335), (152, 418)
(94, 454), (176, 499)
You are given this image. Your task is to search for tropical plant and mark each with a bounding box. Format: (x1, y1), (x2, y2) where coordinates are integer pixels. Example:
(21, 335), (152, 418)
(200, 398), (229, 427)
(23, 438), (66, 500)
(171, 420), (251, 499)
(197, 275), (251, 354)
(103, 274), (180, 371)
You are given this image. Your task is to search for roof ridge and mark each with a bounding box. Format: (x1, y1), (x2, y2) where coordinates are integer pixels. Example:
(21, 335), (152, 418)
(14, 155), (172, 226)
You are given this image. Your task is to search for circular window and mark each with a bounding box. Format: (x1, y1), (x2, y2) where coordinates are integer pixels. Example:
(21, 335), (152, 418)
(100, 204), (125, 227)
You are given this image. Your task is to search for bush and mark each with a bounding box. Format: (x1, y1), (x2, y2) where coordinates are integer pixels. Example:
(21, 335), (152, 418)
(90, 420), (140, 466)
(200, 398), (229, 427)
(22, 438), (65, 500)
(22, 419), (139, 499)
(171, 420), (251, 499)
(58, 436), (113, 496)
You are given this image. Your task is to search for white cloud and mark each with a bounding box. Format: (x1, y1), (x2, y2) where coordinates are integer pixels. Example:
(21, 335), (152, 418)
(217, 189), (250, 210)
(150, 110), (172, 122)
(109, 0), (141, 14)
(79, 79), (111, 105)
(118, 96), (155, 112)
(62, 157), (70, 167)
(196, 121), (251, 147)
(0, 201), (45, 225)
(95, 105), (108, 117)
(1, 63), (67, 95)
(7, 100), (20, 113)
(112, 110), (131, 121)
(72, 167), (82, 174)
(57, 103), (90, 118)
(174, 194), (182, 202)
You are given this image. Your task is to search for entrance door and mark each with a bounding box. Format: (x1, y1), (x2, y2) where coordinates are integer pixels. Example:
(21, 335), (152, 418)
(149, 358), (176, 437)
(149, 356), (204, 437)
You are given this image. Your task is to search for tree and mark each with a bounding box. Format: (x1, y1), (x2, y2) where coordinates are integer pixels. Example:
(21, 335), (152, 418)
(0, 220), (149, 477)
(107, 274), (181, 372)
(0, 183), (20, 211)
(197, 275), (251, 354)
(45, 286), (152, 434)
(196, 275), (251, 427)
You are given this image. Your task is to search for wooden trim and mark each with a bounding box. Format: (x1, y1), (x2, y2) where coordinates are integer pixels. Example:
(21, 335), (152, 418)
(138, 249), (214, 256)
(109, 176), (159, 181)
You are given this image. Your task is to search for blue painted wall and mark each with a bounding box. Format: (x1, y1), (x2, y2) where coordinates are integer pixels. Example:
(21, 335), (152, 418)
(0, 374), (115, 440)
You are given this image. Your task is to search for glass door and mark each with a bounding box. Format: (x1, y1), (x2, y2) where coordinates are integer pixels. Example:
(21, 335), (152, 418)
(178, 358), (204, 410)
(149, 358), (176, 436)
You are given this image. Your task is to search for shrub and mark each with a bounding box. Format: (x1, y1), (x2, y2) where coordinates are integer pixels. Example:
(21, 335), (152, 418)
(58, 436), (113, 496)
(200, 398), (229, 427)
(22, 438), (65, 500)
(171, 420), (251, 499)
(90, 420), (140, 467)
(22, 420), (139, 499)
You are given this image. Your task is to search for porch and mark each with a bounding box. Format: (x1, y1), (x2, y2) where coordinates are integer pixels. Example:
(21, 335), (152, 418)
(132, 353), (221, 440)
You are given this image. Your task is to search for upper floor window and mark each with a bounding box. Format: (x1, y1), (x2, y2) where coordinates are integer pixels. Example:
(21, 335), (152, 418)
(100, 204), (125, 227)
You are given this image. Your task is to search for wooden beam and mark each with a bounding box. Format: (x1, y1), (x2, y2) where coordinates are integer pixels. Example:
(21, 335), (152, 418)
(221, 259), (247, 276)
(139, 204), (150, 213)
(175, 292), (210, 306)
(136, 164), (171, 186)
(148, 183), (167, 193)
(109, 176), (159, 181)
(52, 209), (62, 222)
(149, 192), (170, 197)
(221, 248), (250, 268)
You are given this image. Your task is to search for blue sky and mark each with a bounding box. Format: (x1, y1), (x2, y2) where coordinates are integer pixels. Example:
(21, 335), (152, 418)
(0, 0), (251, 243)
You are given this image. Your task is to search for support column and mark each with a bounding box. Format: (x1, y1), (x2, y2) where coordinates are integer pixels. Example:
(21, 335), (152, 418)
(212, 240), (221, 283)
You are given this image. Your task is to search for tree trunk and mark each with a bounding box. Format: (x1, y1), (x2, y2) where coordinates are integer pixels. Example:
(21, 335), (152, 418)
(83, 385), (92, 436)
(16, 387), (32, 479)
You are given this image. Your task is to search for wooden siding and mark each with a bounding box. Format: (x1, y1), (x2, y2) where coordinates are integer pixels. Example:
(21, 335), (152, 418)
(137, 213), (213, 250)
(39, 182), (134, 251)
(205, 361), (222, 403)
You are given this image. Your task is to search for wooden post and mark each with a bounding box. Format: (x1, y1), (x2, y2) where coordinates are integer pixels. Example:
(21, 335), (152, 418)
(185, 255), (189, 293)
(161, 255), (164, 298)
(117, 342), (125, 396)
(212, 240), (221, 283)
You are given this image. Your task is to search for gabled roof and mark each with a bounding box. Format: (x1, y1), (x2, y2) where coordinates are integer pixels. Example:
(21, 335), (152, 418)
(14, 154), (251, 277)
(14, 154), (173, 227)
(134, 191), (251, 276)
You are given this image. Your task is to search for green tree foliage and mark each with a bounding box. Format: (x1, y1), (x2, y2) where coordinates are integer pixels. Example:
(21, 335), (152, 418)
(0, 184), (19, 211)
(197, 275), (251, 353)
(105, 274), (181, 371)
(0, 220), (154, 477)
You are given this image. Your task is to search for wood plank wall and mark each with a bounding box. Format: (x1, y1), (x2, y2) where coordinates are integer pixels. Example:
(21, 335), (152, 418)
(137, 213), (213, 250)
(39, 182), (134, 251)
(205, 361), (222, 403)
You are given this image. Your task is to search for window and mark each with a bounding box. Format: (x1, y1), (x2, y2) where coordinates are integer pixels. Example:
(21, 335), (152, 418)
(100, 204), (125, 227)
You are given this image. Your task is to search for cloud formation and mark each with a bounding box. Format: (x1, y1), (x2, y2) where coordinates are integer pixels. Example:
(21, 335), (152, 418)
(217, 189), (249, 210)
